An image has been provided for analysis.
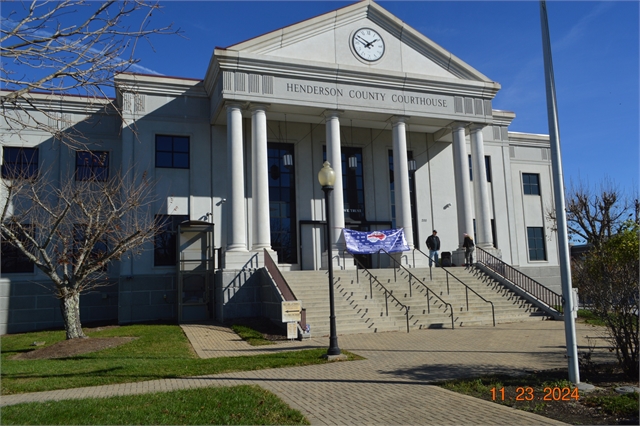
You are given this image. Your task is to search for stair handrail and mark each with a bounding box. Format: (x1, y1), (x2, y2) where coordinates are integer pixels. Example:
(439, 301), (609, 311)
(351, 255), (410, 333)
(375, 249), (455, 329)
(475, 247), (563, 314)
(412, 248), (495, 326)
(263, 249), (307, 333)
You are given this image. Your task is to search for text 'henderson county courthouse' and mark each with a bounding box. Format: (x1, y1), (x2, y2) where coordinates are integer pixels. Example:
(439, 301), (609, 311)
(0, 0), (563, 334)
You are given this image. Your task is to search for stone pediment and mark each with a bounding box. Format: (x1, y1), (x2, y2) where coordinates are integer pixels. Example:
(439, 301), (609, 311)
(219, 0), (493, 84)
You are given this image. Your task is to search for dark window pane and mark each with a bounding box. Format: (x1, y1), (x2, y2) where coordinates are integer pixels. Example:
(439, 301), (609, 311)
(280, 188), (290, 202)
(155, 135), (190, 169)
(523, 173), (540, 195)
(156, 152), (173, 168)
(173, 153), (189, 168)
(156, 136), (173, 151)
(75, 151), (109, 181)
(1, 224), (35, 273)
(527, 226), (546, 261)
(173, 137), (189, 152)
(2, 147), (39, 179)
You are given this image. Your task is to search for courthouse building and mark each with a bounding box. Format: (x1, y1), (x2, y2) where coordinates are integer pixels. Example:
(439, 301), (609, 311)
(1, 0), (561, 333)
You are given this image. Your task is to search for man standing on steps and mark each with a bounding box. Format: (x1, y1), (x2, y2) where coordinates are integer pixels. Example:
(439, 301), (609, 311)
(425, 230), (440, 267)
(463, 233), (475, 267)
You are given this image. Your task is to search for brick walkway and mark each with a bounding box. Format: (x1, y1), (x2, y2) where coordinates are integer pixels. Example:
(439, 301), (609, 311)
(2, 320), (613, 425)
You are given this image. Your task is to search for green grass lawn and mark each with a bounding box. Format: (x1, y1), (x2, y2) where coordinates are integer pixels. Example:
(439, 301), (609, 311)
(1, 324), (357, 395)
(1, 385), (310, 425)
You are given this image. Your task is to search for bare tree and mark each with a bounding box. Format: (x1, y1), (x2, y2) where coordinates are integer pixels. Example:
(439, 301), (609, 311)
(547, 178), (635, 248)
(1, 0), (177, 148)
(1, 168), (159, 339)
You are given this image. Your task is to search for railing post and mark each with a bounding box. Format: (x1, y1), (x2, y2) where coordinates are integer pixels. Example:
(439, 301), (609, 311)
(409, 275), (412, 297)
(406, 306), (410, 333)
(385, 292), (389, 316)
(370, 275), (373, 298)
(426, 288), (430, 314)
(465, 287), (469, 311)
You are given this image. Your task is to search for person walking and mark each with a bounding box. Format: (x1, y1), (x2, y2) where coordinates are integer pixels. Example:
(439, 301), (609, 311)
(463, 233), (475, 266)
(425, 230), (440, 267)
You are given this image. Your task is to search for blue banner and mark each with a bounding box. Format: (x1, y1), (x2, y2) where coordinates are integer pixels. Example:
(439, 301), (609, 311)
(343, 228), (409, 255)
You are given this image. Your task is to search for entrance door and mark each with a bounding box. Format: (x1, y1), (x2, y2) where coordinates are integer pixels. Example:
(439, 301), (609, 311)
(177, 221), (214, 322)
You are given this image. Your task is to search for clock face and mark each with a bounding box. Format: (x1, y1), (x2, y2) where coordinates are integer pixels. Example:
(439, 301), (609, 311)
(352, 28), (385, 62)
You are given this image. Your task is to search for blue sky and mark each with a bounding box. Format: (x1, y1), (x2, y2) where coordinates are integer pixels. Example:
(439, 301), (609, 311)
(135, 0), (640, 196)
(5, 1), (639, 196)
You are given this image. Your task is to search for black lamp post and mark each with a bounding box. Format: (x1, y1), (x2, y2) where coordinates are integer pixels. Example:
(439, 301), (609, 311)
(318, 161), (341, 357)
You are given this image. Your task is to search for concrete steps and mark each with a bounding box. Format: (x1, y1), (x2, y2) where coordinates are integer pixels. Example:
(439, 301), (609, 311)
(281, 266), (549, 337)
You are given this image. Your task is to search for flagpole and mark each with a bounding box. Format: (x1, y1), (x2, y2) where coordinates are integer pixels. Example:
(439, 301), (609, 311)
(539, 0), (580, 384)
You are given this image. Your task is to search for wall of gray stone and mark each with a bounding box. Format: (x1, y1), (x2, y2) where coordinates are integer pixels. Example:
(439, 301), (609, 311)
(215, 269), (262, 322)
(117, 275), (177, 325)
(214, 268), (285, 331)
(2, 267), (295, 335)
(514, 265), (562, 295)
(0, 278), (118, 335)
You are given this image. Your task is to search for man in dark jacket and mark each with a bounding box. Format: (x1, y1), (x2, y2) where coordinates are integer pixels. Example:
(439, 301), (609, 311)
(463, 233), (475, 266)
(426, 230), (440, 267)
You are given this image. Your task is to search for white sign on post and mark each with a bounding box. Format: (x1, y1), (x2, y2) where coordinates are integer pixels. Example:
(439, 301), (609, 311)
(281, 301), (301, 323)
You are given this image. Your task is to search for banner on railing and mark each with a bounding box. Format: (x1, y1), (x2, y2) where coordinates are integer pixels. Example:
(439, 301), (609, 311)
(343, 228), (409, 254)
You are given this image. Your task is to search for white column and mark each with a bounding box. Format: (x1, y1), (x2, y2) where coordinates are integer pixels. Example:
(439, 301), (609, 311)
(391, 117), (414, 248)
(251, 105), (271, 251)
(470, 124), (493, 249)
(451, 122), (474, 248)
(325, 111), (345, 248)
(226, 104), (247, 251)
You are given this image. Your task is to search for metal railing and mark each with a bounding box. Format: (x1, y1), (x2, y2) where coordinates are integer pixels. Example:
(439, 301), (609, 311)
(476, 247), (563, 314)
(263, 249), (307, 331)
(351, 256), (410, 333)
(412, 248), (495, 326)
(374, 249), (455, 329)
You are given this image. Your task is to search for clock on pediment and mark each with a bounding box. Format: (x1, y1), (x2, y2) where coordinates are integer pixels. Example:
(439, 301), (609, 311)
(351, 28), (385, 62)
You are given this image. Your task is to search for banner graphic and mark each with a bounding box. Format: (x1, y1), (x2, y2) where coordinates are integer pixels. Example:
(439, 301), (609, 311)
(343, 228), (409, 255)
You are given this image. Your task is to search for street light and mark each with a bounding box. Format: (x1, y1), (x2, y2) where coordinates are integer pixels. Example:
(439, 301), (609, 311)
(318, 161), (341, 357)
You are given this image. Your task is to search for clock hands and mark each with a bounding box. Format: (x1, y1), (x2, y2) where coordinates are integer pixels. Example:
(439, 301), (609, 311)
(356, 35), (379, 49)
(355, 35), (370, 48)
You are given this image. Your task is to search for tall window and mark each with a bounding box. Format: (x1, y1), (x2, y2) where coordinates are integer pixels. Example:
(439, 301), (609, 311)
(322, 147), (366, 222)
(469, 155), (492, 182)
(342, 147), (365, 222)
(76, 151), (109, 181)
(1, 147), (38, 179)
(527, 227), (547, 261)
(156, 135), (189, 169)
(268, 143), (297, 264)
(523, 173), (540, 195)
(1, 224), (35, 273)
(154, 215), (188, 266)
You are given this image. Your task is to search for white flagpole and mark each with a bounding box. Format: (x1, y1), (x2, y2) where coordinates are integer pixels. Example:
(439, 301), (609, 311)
(539, 0), (580, 384)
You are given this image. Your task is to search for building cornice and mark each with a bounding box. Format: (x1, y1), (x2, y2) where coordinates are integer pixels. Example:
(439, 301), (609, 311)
(1, 90), (114, 115)
(114, 73), (207, 98)
(508, 131), (551, 147)
(492, 110), (516, 127)
(206, 51), (499, 100)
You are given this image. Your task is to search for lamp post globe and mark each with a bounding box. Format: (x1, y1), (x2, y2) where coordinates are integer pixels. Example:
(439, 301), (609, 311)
(318, 161), (341, 357)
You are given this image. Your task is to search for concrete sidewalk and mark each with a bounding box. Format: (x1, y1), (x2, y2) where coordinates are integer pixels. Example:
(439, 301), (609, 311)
(2, 320), (613, 425)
